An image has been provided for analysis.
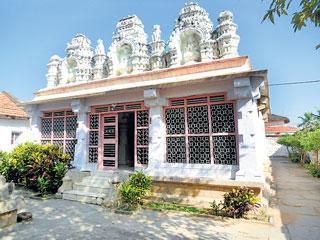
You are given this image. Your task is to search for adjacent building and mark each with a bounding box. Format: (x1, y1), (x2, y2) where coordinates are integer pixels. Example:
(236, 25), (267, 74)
(0, 92), (29, 152)
(265, 114), (299, 157)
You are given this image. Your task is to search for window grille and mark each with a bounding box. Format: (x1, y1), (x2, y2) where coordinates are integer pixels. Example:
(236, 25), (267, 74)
(40, 110), (77, 161)
(165, 93), (237, 165)
(136, 110), (149, 165)
(88, 114), (99, 163)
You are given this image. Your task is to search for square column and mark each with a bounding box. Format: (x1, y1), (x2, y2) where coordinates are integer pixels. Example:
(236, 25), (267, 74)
(25, 105), (41, 143)
(71, 99), (89, 170)
(233, 77), (266, 182)
(143, 89), (167, 170)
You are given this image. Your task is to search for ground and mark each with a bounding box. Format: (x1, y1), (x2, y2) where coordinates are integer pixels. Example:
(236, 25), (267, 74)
(269, 157), (320, 240)
(0, 157), (319, 240)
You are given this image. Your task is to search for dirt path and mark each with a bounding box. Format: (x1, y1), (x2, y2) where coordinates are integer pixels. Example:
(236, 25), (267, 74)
(270, 157), (320, 240)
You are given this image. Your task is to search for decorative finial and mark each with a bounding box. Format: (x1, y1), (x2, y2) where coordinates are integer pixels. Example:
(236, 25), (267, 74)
(152, 25), (161, 42)
(95, 39), (105, 55)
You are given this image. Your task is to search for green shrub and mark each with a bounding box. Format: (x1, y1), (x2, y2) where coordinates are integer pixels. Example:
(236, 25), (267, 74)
(37, 176), (49, 196)
(289, 152), (301, 163)
(305, 163), (320, 178)
(210, 187), (260, 218)
(118, 171), (152, 210)
(0, 142), (70, 194)
(0, 151), (21, 182)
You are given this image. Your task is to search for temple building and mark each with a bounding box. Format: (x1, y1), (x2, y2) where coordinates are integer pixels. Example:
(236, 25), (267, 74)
(26, 2), (270, 204)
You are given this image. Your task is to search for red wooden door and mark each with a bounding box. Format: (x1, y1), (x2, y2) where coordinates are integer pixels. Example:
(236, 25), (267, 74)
(99, 114), (118, 169)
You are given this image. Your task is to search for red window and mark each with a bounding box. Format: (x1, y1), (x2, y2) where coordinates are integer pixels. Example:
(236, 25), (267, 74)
(41, 110), (77, 160)
(165, 94), (237, 165)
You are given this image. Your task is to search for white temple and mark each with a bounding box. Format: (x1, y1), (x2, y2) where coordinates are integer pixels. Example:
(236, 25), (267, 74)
(26, 2), (270, 205)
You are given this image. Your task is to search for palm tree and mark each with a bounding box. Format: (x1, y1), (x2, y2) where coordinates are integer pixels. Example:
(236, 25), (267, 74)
(298, 110), (320, 130)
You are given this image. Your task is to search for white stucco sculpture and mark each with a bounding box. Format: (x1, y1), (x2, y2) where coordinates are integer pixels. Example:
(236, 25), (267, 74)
(150, 25), (165, 70)
(93, 39), (107, 80)
(107, 15), (150, 76)
(45, 2), (240, 88)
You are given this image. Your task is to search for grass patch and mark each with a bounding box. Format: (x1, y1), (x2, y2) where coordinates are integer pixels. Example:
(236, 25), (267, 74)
(145, 201), (209, 215)
(144, 201), (269, 223)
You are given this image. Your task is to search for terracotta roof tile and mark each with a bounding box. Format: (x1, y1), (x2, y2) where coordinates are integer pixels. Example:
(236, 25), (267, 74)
(0, 91), (28, 119)
(265, 125), (299, 134)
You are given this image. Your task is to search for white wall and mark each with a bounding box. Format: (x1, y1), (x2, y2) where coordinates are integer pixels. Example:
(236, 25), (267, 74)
(28, 75), (267, 182)
(0, 118), (30, 152)
(266, 136), (289, 157)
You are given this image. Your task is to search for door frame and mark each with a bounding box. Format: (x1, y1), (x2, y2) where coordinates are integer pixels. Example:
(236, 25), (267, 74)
(88, 101), (149, 171)
(98, 113), (118, 170)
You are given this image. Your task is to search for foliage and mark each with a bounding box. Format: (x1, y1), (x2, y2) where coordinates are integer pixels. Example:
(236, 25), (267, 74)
(37, 176), (49, 195)
(298, 111), (320, 130)
(300, 128), (320, 152)
(277, 132), (306, 162)
(210, 200), (222, 215)
(118, 171), (152, 210)
(0, 142), (70, 194)
(262, 0), (320, 49)
(305, 163), (320, 177)
(288, 152), (301, 163)
(210, 187), (260, 218)
(146, 201), (207, 214)
(0, 151), (21, 182)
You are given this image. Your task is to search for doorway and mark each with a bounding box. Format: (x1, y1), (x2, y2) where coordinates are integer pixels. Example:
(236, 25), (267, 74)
(118, 112), (135, 169)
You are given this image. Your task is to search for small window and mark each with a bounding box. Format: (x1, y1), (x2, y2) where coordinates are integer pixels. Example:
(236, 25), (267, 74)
(11, 131), (22, 145)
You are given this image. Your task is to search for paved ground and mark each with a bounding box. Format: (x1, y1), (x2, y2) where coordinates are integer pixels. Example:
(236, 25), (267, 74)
(269, 157), (320, 240)
(1, 156), (319, 240)
(1, 197), (276, 240)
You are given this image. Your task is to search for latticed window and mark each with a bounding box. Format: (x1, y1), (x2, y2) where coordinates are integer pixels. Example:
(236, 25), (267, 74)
(41, 110), (78, 160)
(88, 114), (99, 163)
(165, 94), (237, 165)
(136, 110), (149, 165)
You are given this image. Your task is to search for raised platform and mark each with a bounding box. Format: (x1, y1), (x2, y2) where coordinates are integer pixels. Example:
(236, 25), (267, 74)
(151, 177), (264, 208)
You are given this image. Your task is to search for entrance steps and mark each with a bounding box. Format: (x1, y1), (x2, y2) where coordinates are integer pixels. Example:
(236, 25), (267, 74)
(60, 170), (132, 205)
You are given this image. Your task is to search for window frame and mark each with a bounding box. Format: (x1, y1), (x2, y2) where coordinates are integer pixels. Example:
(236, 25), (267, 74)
(164, 93), (238, 165)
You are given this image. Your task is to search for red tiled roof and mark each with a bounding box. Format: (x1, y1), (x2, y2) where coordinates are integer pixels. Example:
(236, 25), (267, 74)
(0, 91), (28, 119)
(265, 125), (299, 135)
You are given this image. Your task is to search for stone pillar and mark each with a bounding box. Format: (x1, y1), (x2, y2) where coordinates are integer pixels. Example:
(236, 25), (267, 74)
(25, 105), (41, 143)
(71, 99), (89, 170)
(233, 77), (265, 182)
(143, 89), (167, 169)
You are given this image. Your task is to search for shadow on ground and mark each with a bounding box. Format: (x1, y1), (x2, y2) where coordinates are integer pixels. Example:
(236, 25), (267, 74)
(0, 192), (273, 240)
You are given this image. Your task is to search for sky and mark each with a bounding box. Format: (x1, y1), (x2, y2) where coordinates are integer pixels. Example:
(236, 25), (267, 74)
(0, 0), (319, 125)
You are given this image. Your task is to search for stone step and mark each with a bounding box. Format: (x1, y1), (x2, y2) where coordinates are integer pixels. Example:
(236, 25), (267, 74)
(81, 175), (128, 185)
(73, 183), (115, 195)
(62, 190), (107, 205)
(91, 170), (132, 178)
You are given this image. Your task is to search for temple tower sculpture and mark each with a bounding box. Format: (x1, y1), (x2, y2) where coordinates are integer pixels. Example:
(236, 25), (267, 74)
(168, 2), (215, 67)
(93, 39), (107, 80)
(62, 34), (94, 83)
(150, 25), (165, 70)
(214, 11), (240, 58)
(44, 3), (241, 88)
(46, 55), (61, 88)
(107, 15), (150, 76)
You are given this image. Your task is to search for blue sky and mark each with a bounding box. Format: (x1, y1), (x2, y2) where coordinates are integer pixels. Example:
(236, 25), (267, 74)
(0, 0), (319, 125)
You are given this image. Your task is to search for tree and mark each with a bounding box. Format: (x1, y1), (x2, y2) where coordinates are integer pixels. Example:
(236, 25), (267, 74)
(300, 129), (320, 163)
(298, 110), (320, 130)
(263, 0), (320, 49)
